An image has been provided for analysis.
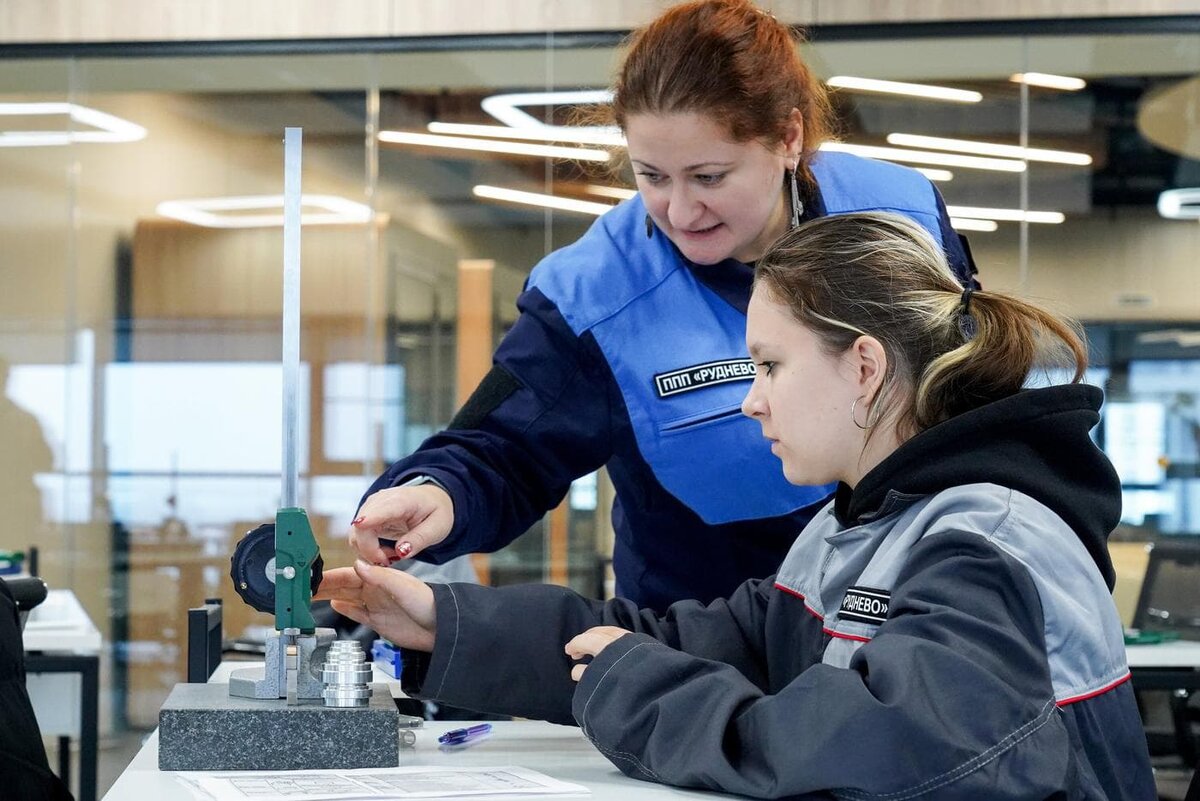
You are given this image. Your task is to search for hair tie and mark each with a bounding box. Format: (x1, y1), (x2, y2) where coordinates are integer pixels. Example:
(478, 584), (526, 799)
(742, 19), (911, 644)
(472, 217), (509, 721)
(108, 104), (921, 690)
(960, 287), (974, 314)
(958, 287), (978, 341)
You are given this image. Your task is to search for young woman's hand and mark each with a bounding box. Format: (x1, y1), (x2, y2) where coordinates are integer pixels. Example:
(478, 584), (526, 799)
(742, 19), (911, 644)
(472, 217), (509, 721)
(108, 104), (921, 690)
(313, 561), (437, 651)
(564, 626), (632, 682)
(347, 484), (454, 566)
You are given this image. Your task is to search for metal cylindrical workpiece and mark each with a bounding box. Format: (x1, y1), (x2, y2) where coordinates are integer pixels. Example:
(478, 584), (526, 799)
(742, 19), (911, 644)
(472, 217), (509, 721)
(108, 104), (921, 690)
(322, 640), (371, 707)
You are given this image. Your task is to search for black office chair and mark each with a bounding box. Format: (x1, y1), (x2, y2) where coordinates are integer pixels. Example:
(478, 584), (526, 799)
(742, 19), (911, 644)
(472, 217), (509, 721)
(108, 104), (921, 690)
(186, 598), (224, 683)
(1132, 540), (1200, 767)
(0, 576), (73, 800)
(4, 575), (48, 631)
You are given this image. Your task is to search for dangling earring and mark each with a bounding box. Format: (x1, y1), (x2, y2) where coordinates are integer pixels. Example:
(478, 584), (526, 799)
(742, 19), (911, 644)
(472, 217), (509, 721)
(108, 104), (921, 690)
(645, 213), (654, 239)
(850, 396), (875, 430)
(788, 163), (803, 229)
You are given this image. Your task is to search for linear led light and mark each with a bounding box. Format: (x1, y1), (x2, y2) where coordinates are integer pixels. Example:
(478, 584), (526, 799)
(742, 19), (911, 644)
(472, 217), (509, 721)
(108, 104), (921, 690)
(473, 185), (615, 217)
(585, 184), (637, 200)
(1157, 188), (1200, 220)
(0, 102), (146, 147)
(949, 217), (998, 233)
(156, 195), (373, 228)
(428, 121), (625, 147)
(947, 205), (1065, 224)
(820, 142), (1025, 172)
(887, 133), (1092, 166)
(480, 89), (614, 129)
(825, 76), (982, 103)
(1010, 72), (1086, 91)
(914, 167), (953, 182)
(1138, 329), (1200, 347)
(379, 129), (608, 162)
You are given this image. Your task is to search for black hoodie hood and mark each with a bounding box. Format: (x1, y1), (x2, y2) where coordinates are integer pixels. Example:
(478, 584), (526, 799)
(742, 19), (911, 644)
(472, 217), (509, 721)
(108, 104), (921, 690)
(834, 384), (1121, 588)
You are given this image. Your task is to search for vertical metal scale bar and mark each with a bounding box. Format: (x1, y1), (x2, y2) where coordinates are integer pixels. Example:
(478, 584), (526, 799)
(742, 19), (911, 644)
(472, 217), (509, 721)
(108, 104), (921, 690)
(282, 127), (302, 510)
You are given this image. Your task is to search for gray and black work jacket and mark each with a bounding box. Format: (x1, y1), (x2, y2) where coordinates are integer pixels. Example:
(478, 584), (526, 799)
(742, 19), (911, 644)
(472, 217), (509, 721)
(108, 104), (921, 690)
(402, 384), (1155, 800)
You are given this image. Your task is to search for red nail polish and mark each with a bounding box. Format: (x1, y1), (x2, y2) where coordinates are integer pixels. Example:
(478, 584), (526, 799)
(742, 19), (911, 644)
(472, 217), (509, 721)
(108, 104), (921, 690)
(395, 541), (413, 559)
(351, 516), (365, 526)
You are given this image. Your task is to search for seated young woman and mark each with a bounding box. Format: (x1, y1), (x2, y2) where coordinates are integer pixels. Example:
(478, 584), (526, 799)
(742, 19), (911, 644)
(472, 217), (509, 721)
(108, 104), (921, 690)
(315, 212), (1154, 800)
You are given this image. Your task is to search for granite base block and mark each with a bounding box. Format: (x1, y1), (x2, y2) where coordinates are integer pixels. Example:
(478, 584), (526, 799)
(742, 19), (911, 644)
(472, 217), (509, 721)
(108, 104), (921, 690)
(158, 682), (400, 771)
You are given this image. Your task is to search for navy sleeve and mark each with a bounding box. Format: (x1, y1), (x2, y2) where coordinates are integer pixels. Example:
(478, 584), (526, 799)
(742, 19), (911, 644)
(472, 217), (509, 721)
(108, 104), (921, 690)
(403, 578), (774, 725)
(572, 532), (1087, 799)
(360, 287), (617, 562)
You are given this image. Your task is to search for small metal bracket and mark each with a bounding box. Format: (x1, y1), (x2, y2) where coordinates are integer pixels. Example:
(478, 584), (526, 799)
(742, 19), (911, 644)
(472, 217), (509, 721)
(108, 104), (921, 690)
(228, 627), (335, 701)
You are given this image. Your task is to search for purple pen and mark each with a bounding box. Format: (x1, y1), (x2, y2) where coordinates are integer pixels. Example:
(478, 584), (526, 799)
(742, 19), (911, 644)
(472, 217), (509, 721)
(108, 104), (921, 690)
(437, 722), (493, 745)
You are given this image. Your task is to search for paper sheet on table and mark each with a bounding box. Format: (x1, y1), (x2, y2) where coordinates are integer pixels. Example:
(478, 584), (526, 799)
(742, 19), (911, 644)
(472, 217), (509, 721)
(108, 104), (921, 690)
(174, 765), (591, 800)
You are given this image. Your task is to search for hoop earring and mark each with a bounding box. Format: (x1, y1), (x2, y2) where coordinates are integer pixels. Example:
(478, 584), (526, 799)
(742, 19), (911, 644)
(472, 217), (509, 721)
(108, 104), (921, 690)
(788, 166), (803, 229)
(851, 396), (875, 430)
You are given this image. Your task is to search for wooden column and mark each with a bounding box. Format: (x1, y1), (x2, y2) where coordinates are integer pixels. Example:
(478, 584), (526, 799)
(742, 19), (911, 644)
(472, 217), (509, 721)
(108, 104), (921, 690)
(456, 259), (494, 584)
(547, 500), (570, 587)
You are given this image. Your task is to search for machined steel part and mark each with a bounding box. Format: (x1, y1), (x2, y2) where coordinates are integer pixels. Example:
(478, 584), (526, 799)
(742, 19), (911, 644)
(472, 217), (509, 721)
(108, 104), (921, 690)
(321, 640), (371, 708)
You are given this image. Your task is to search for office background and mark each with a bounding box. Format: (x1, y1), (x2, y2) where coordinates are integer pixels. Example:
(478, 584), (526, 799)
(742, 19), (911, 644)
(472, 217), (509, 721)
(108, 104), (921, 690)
(2, 0), (1199, 793)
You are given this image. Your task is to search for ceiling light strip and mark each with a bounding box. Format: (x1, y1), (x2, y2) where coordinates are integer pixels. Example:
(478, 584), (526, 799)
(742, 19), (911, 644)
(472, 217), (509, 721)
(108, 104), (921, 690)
(480, 89), (614, 129)
(473, 185), (614, 216)
(887, 133), (1091, 166)
(428, 121), (625, 147)
(913, 168), (954, 182)
(825, 76), (982, 103)
(946, 205), (1064, 223)
(820, 142), (1025, 172)
(156, 194), (372, 229)
(379, 130), (608, 162)
(1157, 188), (1200, 219)
(585, 184), (637, 200)
(0, 102), (146, 147)
(1010, 72), (1086, 91)
(949, 217), (999, 232)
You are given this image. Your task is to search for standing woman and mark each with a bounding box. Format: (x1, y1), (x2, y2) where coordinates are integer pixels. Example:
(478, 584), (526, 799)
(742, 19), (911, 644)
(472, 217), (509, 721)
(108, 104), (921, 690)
(350, 0), (976, 610)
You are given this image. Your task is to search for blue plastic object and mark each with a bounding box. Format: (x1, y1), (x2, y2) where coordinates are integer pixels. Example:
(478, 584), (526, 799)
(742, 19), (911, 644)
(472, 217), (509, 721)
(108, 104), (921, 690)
(372, 638), (403, 679)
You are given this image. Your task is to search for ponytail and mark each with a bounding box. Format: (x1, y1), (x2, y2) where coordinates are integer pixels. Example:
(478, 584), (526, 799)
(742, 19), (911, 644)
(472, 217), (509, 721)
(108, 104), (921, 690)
(755, 212), (1088, 440)
(913, 287), (1087, 430)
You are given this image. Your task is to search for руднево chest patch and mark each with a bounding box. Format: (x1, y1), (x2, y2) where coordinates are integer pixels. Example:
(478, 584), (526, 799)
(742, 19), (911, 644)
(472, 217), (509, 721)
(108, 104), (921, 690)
(838, 586), (891, 625)
(654, 359), (755, 398)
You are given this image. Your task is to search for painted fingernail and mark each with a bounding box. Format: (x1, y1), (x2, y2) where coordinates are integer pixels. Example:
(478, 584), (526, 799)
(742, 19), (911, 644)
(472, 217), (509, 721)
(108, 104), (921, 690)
(395, 541), (413, 559)
(351, 516), (365, 526)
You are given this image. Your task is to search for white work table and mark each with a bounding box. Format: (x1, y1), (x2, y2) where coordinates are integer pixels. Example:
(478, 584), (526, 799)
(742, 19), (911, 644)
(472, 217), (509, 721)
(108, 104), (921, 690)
(104, 720), (722, 801)
(103, 661), (722, 801)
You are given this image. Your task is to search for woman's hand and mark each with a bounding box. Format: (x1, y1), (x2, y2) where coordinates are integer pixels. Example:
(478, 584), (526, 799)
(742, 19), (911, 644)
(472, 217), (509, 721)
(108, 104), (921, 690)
(564, 626), (631, 682)
(348, 484), (454, 566)
(313, 560), (437, 651)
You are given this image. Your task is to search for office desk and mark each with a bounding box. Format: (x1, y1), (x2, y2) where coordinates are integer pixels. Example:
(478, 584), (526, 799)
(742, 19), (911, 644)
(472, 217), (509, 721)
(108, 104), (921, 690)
(1127, 640), (1200, 691)
(1127, 640), (1200, 767)
(25, 589), (102, 801)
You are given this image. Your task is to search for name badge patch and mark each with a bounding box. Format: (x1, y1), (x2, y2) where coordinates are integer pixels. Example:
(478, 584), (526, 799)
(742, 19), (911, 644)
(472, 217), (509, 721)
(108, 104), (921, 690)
(654, 359), (755, 398)
(838, 586), (890, 625)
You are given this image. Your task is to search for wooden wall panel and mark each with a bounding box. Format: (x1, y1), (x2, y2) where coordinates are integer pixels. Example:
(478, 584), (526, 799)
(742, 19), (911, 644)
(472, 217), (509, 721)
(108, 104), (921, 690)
(131, 219), (382, 320)
(455, 258), (494, 584)
(4, 0), (1199, 45)
(811, 0), (1200, 24)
